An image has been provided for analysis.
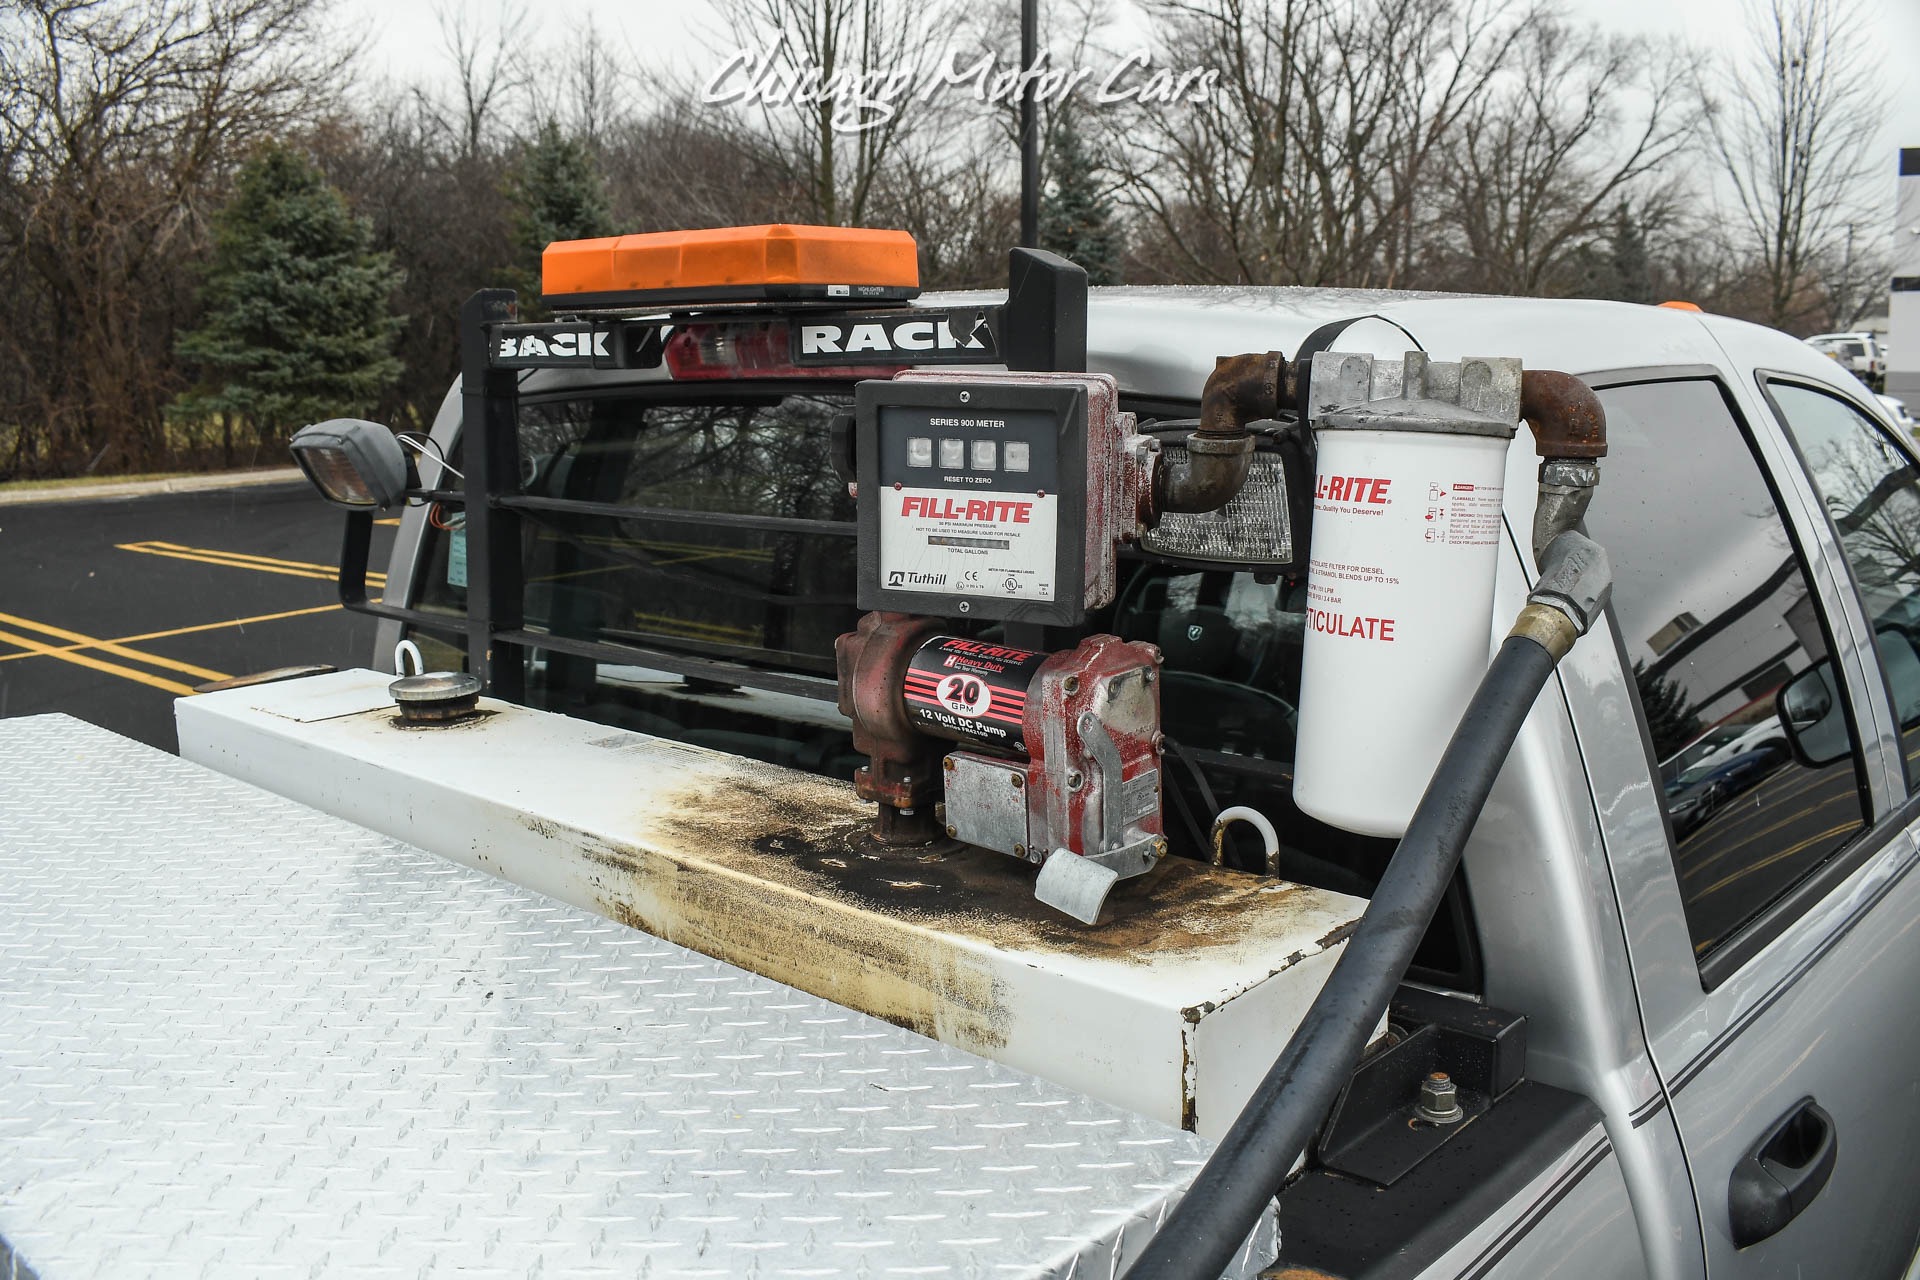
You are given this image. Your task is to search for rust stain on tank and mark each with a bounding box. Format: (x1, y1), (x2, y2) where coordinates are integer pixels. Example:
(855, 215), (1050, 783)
(594, 863), (1008, 1048)
(519, 746), (1356, 1064)
(641, 766), (1333, 960)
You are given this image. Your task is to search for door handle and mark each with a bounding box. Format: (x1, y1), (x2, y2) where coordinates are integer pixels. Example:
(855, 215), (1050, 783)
(1728, 1097), (1837, 1247)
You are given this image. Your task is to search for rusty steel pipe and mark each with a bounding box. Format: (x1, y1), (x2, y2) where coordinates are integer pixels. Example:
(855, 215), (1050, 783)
(1520, 369), (1607, 460)
(1155, 351), (1285, 516)
(1519, 369), (1608, 560)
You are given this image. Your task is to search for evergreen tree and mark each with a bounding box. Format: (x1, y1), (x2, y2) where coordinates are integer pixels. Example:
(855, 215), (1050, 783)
(1605, 201), (1652, 304)
(1634, 658), (1703, 759)
(173, 144), (402, 462)
(1039, 110), (1123, 285)
(511, 122), (613, 287)
(1583, 201), (1652, 304)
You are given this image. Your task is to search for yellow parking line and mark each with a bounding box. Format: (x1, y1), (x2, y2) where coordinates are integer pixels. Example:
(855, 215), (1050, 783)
(0, 627), (203, 696)
(139, 540), (362, 574)
(117, 540), (385, 584)
(0, 610), (230, 682)
(537, 530), (773, 560)
(630, 610), (760, 644)
(118, 543), (332, 581)
(0, 604), (345, 666)
(375, 518), (401, 526)
(1692, 820), (1861, 901)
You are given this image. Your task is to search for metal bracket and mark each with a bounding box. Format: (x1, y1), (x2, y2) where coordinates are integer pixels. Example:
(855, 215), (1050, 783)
(1034, 711), (1163, 924)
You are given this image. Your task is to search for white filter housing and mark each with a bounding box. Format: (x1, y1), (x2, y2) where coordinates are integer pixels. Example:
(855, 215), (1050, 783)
(1292, 352), (1522, 837)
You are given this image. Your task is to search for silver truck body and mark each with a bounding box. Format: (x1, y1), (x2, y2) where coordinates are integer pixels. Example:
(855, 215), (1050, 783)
(5, 288), (1914, 1277)
(372, 288), (1920, 1275)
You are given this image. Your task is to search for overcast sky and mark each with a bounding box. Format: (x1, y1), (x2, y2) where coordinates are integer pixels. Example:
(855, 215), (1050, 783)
(343, 0), (1920, 220)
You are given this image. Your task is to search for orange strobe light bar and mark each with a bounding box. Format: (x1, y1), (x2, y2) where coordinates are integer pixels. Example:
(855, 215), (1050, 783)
(543, 224), (920, 310)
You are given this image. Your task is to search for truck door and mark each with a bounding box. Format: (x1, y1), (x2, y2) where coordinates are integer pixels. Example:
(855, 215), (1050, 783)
(1564, 373), (1920, 1275)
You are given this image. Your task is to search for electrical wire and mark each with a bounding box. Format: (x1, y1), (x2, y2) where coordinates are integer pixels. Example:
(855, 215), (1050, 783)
(396, 432), (463, 479)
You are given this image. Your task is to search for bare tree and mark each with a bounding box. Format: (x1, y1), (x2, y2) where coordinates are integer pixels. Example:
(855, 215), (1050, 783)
(1699, 0), (1887, 332)
(420, 1), (531, 158)
(1436, 20), (1694, 296)
(704, 0), (944, 226)
(1117, 0), (1529, 288)
(1812, 220), (1891, 334)
(0, 0), (345, 477)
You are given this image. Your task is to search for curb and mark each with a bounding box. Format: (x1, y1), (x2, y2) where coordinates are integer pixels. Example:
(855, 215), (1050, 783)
(0, 467), (307, 507)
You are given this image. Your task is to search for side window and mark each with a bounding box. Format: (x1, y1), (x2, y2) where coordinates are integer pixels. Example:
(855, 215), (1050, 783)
(1767, 381), (1920, 787)
(1583, 380), (1867, 960)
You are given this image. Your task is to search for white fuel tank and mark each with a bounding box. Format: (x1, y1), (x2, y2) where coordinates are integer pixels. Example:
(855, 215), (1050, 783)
(1291, 353), (1522, 837)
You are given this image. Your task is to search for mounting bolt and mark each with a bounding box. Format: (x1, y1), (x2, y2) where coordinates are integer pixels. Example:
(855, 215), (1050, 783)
(1143, 669), (1157, 685)
(958, 601), (971, 614)
(1062, 675), (1081, 695)
(1011, 773), (1024, 789)
(1416, 1072), (1464, 1125)
(1013, 843), (1027, 858)
(944, 757), (955, 771)
(1067, 771), (1084, 791)
(1152, 838), (1168, 858)
(946, 824), (958, 838)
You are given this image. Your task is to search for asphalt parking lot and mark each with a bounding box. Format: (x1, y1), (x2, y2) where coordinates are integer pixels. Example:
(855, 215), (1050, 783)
(0, 481), (397, 751)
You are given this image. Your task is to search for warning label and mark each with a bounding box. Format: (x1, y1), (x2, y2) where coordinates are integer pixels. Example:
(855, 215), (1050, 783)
(881, 486), (1058, 602)
(1420, 480), (1504, 547)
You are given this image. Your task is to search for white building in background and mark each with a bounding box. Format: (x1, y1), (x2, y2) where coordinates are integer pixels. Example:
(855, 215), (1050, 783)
(1891, 149), (1920, 405)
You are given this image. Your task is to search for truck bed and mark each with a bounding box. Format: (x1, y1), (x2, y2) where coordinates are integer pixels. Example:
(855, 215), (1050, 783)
(0, 714), (1275, 1278)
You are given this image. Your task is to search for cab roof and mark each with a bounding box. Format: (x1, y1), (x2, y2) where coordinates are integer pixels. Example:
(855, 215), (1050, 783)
(514, 283), (1870, 410)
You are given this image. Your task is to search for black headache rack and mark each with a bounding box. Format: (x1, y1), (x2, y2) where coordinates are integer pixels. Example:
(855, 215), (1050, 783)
(331, 247), (1089, 702)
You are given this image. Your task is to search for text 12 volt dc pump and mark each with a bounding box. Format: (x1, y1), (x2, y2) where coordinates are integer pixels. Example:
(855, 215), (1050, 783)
(833, 355), (1288, 923)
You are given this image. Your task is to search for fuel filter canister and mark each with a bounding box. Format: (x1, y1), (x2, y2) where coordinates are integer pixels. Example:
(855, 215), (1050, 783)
(1291, 353), (1523, 837)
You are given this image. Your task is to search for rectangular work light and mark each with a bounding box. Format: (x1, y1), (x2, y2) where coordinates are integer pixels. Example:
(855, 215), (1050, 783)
(1143, 447), (1296, 568)
(290, 418), (411, 511)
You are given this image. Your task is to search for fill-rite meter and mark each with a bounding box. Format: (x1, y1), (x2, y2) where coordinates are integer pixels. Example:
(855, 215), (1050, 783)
(836, 362), (1278, 923)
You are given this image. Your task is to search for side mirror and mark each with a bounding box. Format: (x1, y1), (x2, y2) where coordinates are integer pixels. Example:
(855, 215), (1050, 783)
(1776, 624), (1920, 767)
(1777, 663), (1843, 767)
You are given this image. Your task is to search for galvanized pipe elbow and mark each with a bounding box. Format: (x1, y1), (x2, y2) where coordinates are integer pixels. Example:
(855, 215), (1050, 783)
(1520, 370), (1608, 560)
(1155, 352), (1286, 516)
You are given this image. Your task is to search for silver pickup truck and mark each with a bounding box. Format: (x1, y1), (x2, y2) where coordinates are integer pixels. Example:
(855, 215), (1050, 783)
(5, 255), (1919, 1279)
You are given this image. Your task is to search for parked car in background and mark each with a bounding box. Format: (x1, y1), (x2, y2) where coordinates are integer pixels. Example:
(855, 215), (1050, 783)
(1662, 742), (1793, 837)
(1685, 718), (1789, 777)
(1806, 331), (1887, 391)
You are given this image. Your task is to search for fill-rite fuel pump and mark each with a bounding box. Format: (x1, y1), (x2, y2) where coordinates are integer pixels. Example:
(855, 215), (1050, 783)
(834, 358), (1281, 923)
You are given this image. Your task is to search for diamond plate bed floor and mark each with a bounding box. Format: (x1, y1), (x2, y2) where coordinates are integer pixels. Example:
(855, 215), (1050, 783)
(0, 714), (1275, 1279)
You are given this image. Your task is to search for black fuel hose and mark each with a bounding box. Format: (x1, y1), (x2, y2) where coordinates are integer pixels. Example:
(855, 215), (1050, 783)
(1120, 628), (1563, 1280)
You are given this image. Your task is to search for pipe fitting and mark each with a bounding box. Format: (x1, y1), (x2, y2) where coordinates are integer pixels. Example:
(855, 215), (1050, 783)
(1155, 351), (1285, 516)
(1524, 529), (1613, 652)
(1533, 458), (1600, 562)
(1520, 370), (1607, 460)
(1520, 370), (1608, 559)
